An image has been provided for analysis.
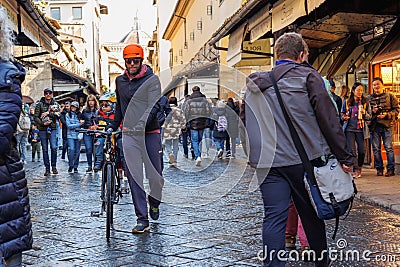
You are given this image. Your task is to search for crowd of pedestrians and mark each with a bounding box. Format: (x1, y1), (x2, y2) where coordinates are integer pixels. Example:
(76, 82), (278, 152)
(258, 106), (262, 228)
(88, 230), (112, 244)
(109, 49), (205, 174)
(2, 14), (399, 265)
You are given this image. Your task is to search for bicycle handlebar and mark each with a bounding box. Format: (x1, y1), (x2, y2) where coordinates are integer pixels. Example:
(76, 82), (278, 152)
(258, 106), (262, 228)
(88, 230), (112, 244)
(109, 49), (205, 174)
(75, 128), (117, 138)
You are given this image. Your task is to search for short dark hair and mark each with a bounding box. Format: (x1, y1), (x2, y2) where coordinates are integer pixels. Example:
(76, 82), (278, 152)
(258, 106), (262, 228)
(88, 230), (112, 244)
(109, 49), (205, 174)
(192, 86), (200, 92)
(372, 77), (384, 84)
(274, 32), (308, 61)
(168, 96), (177, 105)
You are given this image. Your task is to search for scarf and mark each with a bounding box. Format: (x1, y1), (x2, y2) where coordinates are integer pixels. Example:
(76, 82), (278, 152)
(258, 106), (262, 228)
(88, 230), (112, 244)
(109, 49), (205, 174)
(125, 64), (148, 80)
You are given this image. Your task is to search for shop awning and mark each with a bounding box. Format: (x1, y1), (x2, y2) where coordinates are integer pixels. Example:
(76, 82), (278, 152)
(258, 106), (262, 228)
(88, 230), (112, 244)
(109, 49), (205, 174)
(51, 63), (98, 95)
(372, 19), (400, 64)
(22, 95), (34, 104)
(271, 0), (307, 33)
(163, 76), (186, 95)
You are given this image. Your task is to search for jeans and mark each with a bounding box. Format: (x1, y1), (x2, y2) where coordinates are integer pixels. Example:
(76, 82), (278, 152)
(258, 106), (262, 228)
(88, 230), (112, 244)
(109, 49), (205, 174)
(345, 131), (365, 170)
(61, 138), (68, 159)
(181, 130), (189, 156)
(15, 132), (28, 161)
(164, 138), (179, 162)
(39, 129), (58, 170)
(67, 138), (81, 168)
(258, 164), (327, 267)
(190, 129), (204, 159)
(214, 137), (225, 151)
(0, 252), (22, 267)
(371, 126), (395, 170)
(202, 128), (212, 153)
(83, 134), (93, 167)
(94, 137), (105, 168)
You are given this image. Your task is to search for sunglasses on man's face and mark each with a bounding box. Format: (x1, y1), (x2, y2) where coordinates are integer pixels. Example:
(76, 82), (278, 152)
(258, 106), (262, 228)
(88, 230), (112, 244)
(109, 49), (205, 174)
(125, 58), (141, 65)
(44, 91), (52, 95)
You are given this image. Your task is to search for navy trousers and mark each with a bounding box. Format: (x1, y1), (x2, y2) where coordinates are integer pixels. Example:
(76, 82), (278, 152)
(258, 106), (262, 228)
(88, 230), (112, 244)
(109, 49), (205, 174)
(123, 133), (163, 225)
(258, 164), (328, 267)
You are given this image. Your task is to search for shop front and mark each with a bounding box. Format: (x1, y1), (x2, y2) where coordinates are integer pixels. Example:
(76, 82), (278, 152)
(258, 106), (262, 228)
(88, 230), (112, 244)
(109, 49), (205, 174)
(370, 24), (400, 165)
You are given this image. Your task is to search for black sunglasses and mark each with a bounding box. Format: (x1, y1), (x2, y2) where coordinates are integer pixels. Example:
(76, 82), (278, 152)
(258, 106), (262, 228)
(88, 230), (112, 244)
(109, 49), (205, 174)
(125, 58), (141, 65)
(44, 91), (52, 95)
(101, 103), (110, 107)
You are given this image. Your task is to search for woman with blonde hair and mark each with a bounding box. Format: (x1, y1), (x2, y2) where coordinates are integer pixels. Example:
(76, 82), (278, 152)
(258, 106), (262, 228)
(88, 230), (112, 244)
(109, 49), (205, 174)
(0, 6), (33, 266)
(80, 94), (99, 172)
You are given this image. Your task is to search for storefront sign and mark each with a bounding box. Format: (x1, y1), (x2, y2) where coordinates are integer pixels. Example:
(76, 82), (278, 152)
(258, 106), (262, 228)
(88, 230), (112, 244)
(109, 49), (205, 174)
(227, 24), (246, 67)
(249, 5), (272, 43)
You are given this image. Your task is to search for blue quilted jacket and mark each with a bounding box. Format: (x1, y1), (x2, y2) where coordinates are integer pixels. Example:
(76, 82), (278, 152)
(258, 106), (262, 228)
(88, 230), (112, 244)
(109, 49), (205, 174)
(0, 60), (33, 261)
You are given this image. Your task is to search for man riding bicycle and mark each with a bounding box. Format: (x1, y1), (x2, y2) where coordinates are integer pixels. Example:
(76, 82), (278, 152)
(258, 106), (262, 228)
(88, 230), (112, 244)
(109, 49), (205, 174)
(106, 44), (163, 234)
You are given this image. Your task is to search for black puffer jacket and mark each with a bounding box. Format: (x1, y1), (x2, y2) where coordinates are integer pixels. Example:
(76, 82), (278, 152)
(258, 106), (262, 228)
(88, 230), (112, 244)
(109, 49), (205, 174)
(184, 91), (212, 130)
(0, 60), (33, 261)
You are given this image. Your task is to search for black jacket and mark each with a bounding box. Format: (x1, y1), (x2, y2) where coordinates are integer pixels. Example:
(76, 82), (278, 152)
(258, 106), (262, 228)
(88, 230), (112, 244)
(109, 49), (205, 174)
(184, 91), (212, 130)
(110, 65), (161, 132)
(34, 97), (60, 131)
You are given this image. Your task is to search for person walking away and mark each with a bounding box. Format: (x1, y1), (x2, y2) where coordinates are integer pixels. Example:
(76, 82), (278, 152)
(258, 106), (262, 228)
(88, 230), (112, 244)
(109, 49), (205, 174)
(15, 104), (31, 164)
(225, 97), (240, 158)
(367, 77), (399, 176)
(106, 44), (163, 234)
(81, 94), (99, 173)
(59, 101), (70, 161)
(34, 88), (60, 176)
(210, 101), (228, 159)
(93, 93), (115, 172)
(184, 86), (212, 166)
(342, 82), (371, 178)
(0, 6), (33, 265)
(157, 95), (171, 170)
(163, 96), (186, 166)
(241, 32), (353, 266)
(66, 101), (83, 173)
(180, 95), (191, 159)
(30, 123), (41, 162)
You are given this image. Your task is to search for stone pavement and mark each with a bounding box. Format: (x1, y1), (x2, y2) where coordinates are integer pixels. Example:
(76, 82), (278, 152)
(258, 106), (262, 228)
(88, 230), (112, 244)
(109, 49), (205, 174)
(21, 146), (400, 266)
(352, 167), (400, 213)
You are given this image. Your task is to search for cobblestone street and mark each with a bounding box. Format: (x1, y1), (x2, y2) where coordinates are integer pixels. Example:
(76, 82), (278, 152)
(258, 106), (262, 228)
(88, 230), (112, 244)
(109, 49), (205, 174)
(23, 148), (400, 266)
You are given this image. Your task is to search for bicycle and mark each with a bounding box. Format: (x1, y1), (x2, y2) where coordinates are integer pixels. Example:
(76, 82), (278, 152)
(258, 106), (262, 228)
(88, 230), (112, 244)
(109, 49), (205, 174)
(76, 128), (123, 241)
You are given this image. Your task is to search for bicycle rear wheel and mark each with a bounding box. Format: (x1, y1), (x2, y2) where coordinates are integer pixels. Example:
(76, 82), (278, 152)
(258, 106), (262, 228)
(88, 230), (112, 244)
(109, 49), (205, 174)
(105, 163), (114, 241)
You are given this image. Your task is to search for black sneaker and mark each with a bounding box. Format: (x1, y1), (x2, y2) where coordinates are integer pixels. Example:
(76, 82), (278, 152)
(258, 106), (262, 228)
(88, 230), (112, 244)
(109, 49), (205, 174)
(226, 151), (231, 158)
(52, 167), (58, 174)
(149, 205), (159, 220)
(44, 170), (50, 176)
(132, 223), (150, 234)
(68, 167), (73, 173)
(86, 166), (93, 173)
(74, 168), (78, 173)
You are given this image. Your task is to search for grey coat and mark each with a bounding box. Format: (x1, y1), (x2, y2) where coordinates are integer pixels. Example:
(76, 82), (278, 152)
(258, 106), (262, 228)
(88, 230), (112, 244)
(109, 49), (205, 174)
(242, 61), (353, 168)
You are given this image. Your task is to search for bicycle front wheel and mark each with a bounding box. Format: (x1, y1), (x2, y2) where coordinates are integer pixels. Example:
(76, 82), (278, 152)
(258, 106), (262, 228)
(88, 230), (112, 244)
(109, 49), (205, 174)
(105, 163), (114, 241)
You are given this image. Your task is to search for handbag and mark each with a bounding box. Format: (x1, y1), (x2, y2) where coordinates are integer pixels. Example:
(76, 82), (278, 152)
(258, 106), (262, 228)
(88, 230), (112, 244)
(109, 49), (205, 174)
(269, 71), (357, 239)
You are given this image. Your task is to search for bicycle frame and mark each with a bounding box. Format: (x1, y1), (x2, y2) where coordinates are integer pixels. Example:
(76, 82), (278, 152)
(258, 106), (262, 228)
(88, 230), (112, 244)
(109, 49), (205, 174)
(76, 129), (123, 241)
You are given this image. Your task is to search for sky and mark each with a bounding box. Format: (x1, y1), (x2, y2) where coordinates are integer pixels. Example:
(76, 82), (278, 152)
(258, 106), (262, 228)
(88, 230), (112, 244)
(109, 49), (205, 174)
(100, 0), (157, 43)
